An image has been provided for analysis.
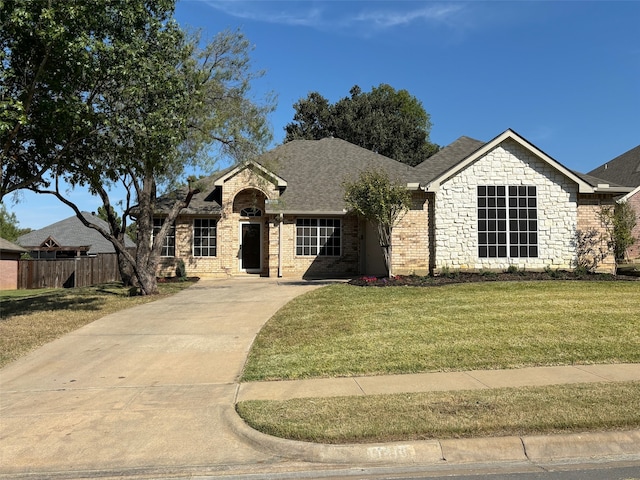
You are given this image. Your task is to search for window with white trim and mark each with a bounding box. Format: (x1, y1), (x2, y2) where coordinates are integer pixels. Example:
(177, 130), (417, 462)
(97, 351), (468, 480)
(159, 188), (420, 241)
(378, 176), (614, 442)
(296, 218), (341, 256)
(153, 218), (175, 257)
(477, 185), (538, 258)
(193, 218), (217, 257)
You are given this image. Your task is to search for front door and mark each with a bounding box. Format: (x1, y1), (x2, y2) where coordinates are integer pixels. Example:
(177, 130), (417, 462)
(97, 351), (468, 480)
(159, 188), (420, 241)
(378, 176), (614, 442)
(240, 222), (261, 273)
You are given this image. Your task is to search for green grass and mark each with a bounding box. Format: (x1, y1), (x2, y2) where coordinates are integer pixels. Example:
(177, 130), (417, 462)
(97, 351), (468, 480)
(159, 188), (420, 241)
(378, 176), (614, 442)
(0, 281), (195, 368)
(242, 281), (640, 381)
(237, 381), (640, 443)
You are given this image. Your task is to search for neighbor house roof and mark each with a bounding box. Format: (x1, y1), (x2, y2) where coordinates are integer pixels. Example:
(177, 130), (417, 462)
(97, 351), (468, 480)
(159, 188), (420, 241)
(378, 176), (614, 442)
(17, 212), (135, 254)
(587, 144), (640, 188)
(0, 237), (27, 253)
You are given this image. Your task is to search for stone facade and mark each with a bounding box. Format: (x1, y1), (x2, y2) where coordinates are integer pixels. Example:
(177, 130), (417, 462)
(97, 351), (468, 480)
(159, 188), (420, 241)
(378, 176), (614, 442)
(433, 139), (579, 272)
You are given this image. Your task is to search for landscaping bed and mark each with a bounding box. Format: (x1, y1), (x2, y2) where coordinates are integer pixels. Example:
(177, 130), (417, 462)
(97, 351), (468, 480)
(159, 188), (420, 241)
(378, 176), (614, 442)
(349, 269), (640, 287)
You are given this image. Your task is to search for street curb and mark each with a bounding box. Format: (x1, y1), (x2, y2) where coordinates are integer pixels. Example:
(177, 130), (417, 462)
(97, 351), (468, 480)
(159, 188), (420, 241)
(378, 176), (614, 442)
(226, 406), (640, 465)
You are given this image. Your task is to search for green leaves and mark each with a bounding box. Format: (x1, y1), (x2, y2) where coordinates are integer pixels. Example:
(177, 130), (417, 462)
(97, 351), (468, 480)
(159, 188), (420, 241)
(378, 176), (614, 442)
(343, 169), (411, 225)
(285, 84), (439, 166)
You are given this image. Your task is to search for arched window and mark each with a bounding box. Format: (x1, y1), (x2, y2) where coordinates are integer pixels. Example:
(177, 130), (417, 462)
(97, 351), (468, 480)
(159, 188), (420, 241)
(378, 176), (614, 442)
(240, 207), (262, 217)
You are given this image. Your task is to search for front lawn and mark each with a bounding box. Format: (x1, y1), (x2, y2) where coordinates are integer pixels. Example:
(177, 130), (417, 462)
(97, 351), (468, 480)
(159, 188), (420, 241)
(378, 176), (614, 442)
(238, 381), (640, 443)
(238, 280), (640, 443)
(241, 281), (640, 381)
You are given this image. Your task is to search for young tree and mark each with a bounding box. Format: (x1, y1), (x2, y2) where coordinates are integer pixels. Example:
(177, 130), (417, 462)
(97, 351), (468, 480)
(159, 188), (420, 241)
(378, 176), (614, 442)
(343, 170), (411, 277)
(285, 84), (439, 166)
(4, 1), (274, 294)
(601, 201), (637, 262)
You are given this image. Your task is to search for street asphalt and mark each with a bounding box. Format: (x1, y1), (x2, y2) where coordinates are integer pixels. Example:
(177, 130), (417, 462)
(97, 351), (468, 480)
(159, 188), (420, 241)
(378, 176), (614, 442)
(1, 277), (639, 479)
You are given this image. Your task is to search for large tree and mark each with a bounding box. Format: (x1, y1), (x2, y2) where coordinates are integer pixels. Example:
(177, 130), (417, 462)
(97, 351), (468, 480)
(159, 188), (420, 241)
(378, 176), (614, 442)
(285, 84), (439, 166)
(0, 0), (174, 199)
(3, 1), (274, 294)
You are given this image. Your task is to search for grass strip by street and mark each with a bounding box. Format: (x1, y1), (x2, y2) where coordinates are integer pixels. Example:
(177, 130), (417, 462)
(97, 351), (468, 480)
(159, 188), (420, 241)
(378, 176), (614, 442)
(0, 281), (195, 368)
(236, 381), (640, 443)
(241, 281), (640, 381)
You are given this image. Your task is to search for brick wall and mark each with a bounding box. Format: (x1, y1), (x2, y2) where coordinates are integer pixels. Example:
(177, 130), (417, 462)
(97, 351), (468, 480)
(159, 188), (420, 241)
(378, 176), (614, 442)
(273, 215), (359, 278)
(625, 190), (640, 260)
(392, 190), (430, 275)
(576, 195), (617, 273)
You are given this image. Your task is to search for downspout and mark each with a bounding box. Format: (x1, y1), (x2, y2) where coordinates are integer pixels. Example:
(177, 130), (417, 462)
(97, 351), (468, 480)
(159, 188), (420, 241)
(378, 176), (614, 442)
(278, 213), (283, 277)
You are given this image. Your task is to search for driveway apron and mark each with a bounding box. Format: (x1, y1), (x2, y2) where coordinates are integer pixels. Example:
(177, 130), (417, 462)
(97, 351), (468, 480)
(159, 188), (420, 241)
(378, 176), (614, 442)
(0, 278), (321, 476)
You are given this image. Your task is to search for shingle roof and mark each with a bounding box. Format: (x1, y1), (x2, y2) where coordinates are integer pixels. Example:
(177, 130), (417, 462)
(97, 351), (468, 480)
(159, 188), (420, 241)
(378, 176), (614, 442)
(154, 174), (224, 215)
(17, 212), (135, 254)
(587, 144), (640, 188)
(0, 237), (27, 253)
(413, 136), (485, 184)
(255, 137), (415, 213)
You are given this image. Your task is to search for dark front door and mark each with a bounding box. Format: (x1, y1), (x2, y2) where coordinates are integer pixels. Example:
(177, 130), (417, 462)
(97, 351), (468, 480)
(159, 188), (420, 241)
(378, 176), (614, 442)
(241, 223), (261, 271)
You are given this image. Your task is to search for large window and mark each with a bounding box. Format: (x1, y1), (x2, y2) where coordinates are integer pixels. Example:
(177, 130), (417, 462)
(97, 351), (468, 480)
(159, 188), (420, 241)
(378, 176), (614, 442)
(477, 185), (538, 258)
(296, 218), (341, 256)
(153, 218), (175, 257)
(193, 218), (217, 257)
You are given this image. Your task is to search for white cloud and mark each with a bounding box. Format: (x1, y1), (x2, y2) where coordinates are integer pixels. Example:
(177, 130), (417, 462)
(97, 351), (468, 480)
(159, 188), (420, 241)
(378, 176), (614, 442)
(202, 1), (464, 33)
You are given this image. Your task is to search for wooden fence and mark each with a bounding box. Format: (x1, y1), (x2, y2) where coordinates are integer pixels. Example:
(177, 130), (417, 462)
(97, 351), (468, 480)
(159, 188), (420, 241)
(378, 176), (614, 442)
(18, 254), (122, 289)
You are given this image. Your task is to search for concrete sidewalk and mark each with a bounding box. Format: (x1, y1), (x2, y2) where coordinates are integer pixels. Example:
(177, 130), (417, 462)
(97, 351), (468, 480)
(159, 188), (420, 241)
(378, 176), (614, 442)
(238, 363), (640, 401)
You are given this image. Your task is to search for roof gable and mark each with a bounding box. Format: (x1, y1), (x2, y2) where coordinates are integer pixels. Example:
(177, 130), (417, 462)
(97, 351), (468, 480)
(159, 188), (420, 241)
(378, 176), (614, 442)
(423, 129), (597, 194)
(214, 160), (287, 188)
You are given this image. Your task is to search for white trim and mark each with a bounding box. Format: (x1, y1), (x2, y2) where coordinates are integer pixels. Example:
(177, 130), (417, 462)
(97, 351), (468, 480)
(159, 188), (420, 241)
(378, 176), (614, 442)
(620, 184), (640, 203)
(238, 221), (262, 273)
(423, 129), (595, 194)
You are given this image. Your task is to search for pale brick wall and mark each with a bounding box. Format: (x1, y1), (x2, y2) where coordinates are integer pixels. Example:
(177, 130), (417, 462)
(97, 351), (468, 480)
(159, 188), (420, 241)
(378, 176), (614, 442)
(434, 139), (578, 272)
(625, 191), (640, 260)
(577, 195), (617, 273)
(392, 190), (430, 275)
(0, 258), (19, 290)
(274, 215), (359, 278)
(162, 166), (362, 279)
(159, 167), (280, 278)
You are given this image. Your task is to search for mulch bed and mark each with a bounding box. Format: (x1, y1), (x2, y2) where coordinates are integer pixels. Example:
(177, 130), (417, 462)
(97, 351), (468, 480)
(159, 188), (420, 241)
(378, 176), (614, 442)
(349, 269), (640, 287)
(156, 276), (200, 283)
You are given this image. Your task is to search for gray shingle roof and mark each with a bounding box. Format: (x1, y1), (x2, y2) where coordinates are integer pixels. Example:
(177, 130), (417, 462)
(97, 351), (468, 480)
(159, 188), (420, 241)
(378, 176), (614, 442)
(413, 136), (485, 184)
(587, 144), (640, 188)
(0, 237), (27, 253)
(17, 212), (135, 254)
(256, 138), (415, 213)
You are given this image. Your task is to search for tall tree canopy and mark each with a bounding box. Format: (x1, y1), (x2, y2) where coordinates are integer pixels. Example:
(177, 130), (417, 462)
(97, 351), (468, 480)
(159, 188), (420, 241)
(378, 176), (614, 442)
(2, 0), (274, 294)
(285, 84), (439, 166)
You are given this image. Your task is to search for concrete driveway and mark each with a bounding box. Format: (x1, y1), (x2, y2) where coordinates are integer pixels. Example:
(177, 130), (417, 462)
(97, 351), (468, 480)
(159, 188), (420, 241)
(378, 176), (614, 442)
(0, 277), (322, 477)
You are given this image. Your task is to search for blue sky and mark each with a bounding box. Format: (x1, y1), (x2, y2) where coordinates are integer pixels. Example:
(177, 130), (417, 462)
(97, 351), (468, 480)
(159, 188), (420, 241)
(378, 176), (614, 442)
(8, 0), (640, 230)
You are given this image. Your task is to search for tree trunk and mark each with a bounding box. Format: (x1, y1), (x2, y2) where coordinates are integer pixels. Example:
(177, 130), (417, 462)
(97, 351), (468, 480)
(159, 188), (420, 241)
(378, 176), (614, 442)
(137, 265), (159, 295)
(117, 250), (137, 287)
(378, 223), (393, 277)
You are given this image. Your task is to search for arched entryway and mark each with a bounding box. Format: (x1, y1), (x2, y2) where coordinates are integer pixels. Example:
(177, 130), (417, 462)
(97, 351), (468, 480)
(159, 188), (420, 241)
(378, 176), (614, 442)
(233, 189), (267, 273)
